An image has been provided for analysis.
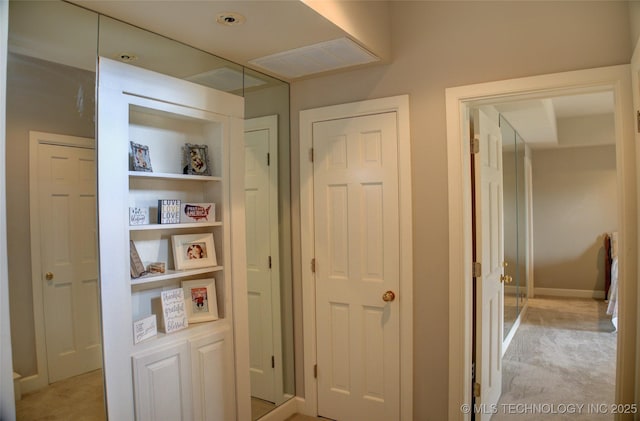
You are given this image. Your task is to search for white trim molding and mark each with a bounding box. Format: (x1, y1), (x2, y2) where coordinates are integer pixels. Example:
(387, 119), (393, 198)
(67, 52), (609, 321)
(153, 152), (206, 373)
(446, 65), (637, 420)
(0, 1), (16, 418)
(299, 95), (413, 420)
(533, 288), (606, 300)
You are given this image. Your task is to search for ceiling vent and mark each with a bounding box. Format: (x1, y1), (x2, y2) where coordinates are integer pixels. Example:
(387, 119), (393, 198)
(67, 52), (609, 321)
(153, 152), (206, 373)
(248, 37), (379, 79)
(186, 67), (266, 92)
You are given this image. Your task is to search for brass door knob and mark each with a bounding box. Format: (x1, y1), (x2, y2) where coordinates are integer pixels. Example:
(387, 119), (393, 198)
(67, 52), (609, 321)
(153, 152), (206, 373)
(382, 290), (396, 302)
(45, 272), (54, 281)
(500, 274), (507, 283)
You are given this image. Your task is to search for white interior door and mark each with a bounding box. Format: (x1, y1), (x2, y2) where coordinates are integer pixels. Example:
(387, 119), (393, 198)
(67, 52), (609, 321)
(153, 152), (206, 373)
(38, 142), (101, 383)
(245, 116), (283, 404)
(313, 112), (400, 421)
(473, 108), (504, 420)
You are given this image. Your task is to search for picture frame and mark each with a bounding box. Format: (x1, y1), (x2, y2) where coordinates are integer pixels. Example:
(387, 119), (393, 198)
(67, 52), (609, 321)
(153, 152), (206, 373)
(130, 141), (152, 172)
(130, 240), (147, 278)
(183, 143), (211, 176)
(182, 278), (219, 323)
(171, 233), (217, 270)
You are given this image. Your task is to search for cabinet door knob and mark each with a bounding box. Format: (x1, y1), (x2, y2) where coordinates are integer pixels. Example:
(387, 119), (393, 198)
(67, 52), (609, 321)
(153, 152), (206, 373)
(45, 272), (54, 281)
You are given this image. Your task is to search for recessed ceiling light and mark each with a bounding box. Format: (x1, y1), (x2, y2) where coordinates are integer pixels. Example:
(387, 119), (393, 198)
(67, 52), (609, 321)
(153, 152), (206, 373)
(216, 12), (246, 26)
(117, 53), (138, 62)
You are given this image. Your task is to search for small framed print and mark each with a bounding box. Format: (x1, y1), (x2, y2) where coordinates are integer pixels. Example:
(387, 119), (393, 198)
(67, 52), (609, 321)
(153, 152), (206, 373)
(130, 141), (152, 172)
(184, 143), (211, 176)
(130, 240), (147, 279)
(182, 279), (219, 323)
(172, 233), (217, 270)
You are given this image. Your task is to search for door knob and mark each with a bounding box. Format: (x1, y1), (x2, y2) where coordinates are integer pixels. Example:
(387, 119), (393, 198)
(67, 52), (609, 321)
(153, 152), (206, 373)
(45, 272), (54, 281)
(500, 274), (507, 283)
(382, 290), (396, 302)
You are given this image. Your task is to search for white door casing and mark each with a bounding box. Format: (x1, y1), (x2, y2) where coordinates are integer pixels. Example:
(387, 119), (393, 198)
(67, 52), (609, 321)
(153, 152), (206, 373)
(472, 108), (503, 418)
(300, 95), (413, 420)
(245, 115), (284, 404)
(446, 65), (637, 420)
(28, 131), (100, 390)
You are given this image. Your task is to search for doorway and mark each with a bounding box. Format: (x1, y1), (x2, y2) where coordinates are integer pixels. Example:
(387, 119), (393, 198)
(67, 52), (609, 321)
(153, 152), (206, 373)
(446, 65), (637, 419)
(299, 95), (414, 420)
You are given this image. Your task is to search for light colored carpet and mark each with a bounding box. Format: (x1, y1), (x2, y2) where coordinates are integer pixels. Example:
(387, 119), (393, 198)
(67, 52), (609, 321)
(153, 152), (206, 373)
(492, 296), (616, 420)
(252, 397), (276, 420)
(15, 369), (106, 420)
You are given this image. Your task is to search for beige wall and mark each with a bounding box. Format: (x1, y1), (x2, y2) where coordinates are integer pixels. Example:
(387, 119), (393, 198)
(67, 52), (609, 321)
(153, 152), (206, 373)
(290, 2), (630, 419)
(532, 145), (618, 292)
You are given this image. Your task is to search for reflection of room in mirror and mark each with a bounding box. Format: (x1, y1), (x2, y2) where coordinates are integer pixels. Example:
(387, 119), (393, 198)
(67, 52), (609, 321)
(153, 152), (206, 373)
(7, 1), (293, 419)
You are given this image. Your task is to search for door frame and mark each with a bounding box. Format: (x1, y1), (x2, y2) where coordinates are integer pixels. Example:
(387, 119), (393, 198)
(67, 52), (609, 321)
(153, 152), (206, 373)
(0, 0), (14, 416)
(299, 95), (413, 419)
(446, 65), (637, 420)
(244, 114), (285, 404)
(25, 131), (95, 393)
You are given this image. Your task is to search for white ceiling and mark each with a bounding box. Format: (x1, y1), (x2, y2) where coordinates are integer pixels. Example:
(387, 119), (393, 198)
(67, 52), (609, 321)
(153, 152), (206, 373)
(69, 0), (375, 80)
(14, 1), (617, 148)
(494, 91), (615, 149)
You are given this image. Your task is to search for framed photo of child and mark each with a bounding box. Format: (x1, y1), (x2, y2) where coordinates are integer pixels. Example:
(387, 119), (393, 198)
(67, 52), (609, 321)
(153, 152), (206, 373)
(130, 141), (153, 172)
(183, 143), (211, 176)
(181, 278), (218, 323)
(171, 233), (217, 270)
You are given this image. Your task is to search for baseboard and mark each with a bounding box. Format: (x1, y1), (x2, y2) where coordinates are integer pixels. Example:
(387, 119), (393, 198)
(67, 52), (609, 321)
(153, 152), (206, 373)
(19, 372), (47, 394)
(502, 302), (528, 356)
(533, 287), (605, 300)
(257, 396), (302, 421)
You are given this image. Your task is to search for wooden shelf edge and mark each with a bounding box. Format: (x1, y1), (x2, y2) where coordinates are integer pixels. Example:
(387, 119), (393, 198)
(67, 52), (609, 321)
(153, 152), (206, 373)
(129, 221), (222, 231)
(129, 171), (222, 182)
(130, 266), (223, 285)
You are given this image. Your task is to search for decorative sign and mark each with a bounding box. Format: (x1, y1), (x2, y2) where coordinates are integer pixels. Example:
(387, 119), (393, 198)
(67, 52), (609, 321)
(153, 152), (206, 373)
(152, 288), (188, 333)
(129, 207), (149, 226)
(158, 199), (181, 224)
(133, 314), (157, 344)
(180, 202), (215, 223)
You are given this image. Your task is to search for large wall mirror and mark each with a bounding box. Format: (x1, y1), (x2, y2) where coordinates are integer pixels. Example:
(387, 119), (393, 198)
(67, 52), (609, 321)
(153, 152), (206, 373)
(7, 1), (293, 419)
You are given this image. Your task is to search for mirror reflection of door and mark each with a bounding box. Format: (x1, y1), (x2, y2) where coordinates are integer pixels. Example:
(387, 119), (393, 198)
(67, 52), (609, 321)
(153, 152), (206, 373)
(33, 134), (101, 384)
(245, 116), (286, 420)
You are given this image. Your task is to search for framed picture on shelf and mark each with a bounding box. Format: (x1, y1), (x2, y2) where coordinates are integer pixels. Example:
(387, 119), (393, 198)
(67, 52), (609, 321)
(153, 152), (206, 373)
(182, 278), (219, 323)
(130, 240), (147, 278)
(130, 141), (153, 172)
(183, 143), (211, 176)
(172, 233), (217, 270)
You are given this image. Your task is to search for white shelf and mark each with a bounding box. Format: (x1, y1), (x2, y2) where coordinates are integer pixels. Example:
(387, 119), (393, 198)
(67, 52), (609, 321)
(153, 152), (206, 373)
(129, 221), (222, 231)
(129, 171), (222, 182)
(130, 266), (223, 286)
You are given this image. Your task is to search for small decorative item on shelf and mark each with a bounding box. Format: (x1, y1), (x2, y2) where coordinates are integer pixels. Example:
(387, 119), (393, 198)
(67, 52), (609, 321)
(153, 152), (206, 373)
(183, 143), (211, 176)
(147, 262), (166, 274)
(172, 233), (217, 270)
(182, 278), (219, 323)
(130, 240), (147, 278)
(130, 141), (153, 172)
(133, 314), (157, 344)
(180, 202), (215, 223)
(151, 288), (188, 333)
(129, 207), (149, 226)
(157, 199), (181, 224)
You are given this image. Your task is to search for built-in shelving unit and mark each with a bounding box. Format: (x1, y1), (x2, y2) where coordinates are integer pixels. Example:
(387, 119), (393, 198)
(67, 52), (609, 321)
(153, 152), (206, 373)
(98, 57), (249, 421)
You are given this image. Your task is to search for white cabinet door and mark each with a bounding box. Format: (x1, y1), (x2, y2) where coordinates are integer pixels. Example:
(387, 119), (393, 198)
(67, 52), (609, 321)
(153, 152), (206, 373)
(133, 341), (193, 421)
(190, 330), (236, 421)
